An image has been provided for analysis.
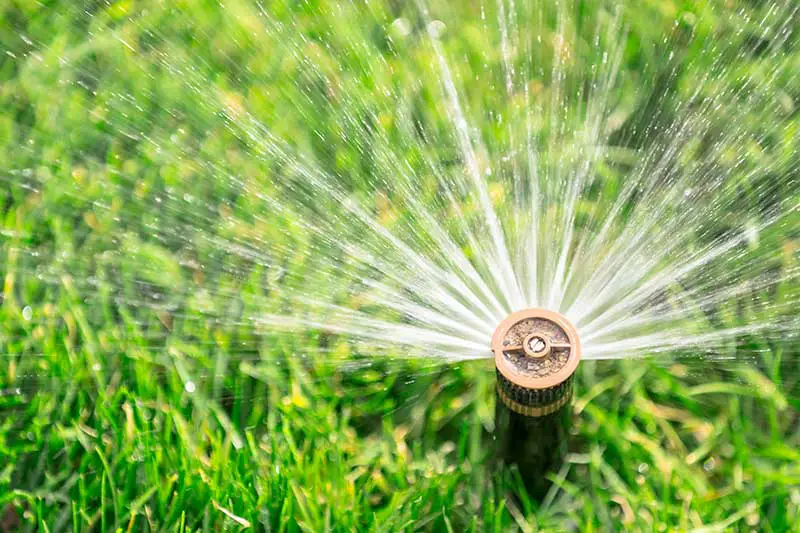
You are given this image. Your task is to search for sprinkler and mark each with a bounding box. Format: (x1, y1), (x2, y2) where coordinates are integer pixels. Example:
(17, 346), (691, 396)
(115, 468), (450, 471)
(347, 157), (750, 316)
(491, 309), (581, 496)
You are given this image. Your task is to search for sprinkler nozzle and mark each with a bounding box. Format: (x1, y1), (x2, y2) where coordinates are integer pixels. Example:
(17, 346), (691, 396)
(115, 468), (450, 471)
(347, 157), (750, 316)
(491, 308), (581, 415)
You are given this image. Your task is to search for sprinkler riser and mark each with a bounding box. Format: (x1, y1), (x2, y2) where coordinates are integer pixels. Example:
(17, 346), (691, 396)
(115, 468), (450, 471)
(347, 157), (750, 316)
(494, 386), (571, 497)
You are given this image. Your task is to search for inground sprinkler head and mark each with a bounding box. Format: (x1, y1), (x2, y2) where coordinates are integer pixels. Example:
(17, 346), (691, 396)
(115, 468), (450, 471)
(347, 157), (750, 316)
(492, 309), (581, 416)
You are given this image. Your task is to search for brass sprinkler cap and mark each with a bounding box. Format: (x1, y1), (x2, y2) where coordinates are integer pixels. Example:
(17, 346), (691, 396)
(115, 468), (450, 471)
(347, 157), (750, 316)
(492, 308), (581, 391)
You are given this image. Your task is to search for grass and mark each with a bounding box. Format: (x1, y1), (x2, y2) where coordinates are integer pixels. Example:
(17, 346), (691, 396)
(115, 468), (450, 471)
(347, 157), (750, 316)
(1, 0), (799, 531)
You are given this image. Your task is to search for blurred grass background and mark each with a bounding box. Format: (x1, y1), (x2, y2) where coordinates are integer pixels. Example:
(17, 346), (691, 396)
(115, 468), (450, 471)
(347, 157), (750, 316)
(1, 0), (799, 531)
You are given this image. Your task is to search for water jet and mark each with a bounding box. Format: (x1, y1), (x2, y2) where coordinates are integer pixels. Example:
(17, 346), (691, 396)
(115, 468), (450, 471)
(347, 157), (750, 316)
(492, 309), (580, 496)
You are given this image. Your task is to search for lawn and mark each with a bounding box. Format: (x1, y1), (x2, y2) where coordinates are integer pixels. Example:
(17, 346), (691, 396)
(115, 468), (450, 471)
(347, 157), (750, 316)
(1, 0), (799, 531)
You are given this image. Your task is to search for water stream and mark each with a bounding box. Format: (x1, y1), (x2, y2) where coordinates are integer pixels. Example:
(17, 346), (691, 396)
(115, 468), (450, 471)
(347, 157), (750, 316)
(2, 0), (798, 387)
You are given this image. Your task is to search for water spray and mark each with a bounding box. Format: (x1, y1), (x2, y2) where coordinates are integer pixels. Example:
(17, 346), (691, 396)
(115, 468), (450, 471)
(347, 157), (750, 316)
(491, 309), (581, 496)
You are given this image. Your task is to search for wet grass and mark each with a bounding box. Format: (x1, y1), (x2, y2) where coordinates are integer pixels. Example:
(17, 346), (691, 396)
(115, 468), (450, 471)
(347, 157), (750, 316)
(1, 0), (799, 531)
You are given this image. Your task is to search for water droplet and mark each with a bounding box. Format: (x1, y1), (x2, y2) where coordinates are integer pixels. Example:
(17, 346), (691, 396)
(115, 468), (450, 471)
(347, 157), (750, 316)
(184, 381), (196, 393)
(427, 20), (446, 38)
(391, 18), (411, 38)
(22, 306), (32, 321)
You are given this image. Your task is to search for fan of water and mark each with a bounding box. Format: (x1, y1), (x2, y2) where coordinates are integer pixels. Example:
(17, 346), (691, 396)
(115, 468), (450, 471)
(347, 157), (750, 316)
(2, 0), (798, 375)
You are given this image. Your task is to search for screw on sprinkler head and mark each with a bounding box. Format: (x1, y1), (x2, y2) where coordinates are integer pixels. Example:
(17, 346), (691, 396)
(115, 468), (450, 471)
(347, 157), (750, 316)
(491, 308), (581, 498)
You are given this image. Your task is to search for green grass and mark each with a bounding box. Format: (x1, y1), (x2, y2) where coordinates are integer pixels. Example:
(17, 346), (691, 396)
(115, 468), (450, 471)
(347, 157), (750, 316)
(1, 0), (799, 531)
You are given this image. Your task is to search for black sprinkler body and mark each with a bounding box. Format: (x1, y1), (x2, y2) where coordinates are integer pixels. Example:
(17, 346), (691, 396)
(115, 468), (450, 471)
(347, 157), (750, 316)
(491, 309), (581, 497)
